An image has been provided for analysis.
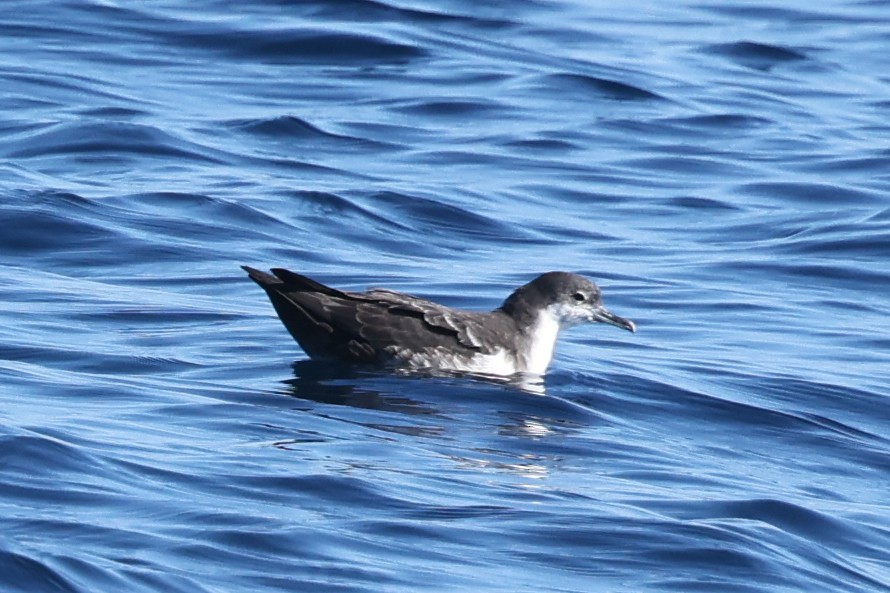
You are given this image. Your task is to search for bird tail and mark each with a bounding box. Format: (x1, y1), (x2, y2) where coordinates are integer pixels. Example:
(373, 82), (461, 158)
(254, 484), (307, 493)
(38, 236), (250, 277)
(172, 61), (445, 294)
(241, 266), (350, 299)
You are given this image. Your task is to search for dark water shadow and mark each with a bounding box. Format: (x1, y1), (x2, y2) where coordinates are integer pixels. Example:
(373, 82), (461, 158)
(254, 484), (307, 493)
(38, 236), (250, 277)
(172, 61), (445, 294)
(280, 360), (606, 443)
(281, 360), (441, 416)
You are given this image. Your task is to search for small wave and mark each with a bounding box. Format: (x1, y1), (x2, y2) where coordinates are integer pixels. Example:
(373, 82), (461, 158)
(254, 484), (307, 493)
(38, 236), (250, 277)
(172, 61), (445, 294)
(292, 0), (493, 27)
(365, 190), (529, 243)
(225, 115), (401, 153)
(541, 73), (664, 101)
(184, 27), (425, 64)
(704, 41), (808, 71)
(737, 181), (881, 205)
(502, 138), (579, 152)
(0, 199), (119, 256)
(0, 432), (97, 476)
(228, 115), (341, 139)
(288, 190), (412, 232)
(711, 498), (875, 551)
(394, 98), (505, 117)
(0, 546), (79, 593)
(226, 115), (376, 145)
(794, 154), (890, 174)
(661, 113), (774, 130)
(666, 196), (741, 211)
(4, 121), (220, 163)
(599, 114), (773, 144)
(0, 190), (277, 268)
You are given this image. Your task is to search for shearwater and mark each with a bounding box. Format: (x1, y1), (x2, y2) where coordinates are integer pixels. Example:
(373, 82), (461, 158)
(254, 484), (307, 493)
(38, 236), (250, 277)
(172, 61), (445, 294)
(243, 266), (635, 376)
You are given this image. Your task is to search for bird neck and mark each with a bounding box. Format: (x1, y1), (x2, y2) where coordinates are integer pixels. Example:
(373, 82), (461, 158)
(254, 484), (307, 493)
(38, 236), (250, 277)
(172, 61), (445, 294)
(516, 307), (563, 375)
(498, 286), (539, 328)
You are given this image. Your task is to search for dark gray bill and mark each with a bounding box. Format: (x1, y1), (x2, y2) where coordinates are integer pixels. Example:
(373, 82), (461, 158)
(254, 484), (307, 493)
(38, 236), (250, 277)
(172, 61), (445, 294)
(592, 306), (636, 333)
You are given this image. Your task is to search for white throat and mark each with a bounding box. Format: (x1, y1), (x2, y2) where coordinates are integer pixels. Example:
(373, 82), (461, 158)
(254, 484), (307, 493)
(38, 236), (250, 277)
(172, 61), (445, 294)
(518, 305), (569, 375)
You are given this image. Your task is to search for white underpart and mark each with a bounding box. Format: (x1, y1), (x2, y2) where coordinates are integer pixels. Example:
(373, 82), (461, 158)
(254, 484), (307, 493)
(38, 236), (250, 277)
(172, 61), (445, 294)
(518, 303), (577, 375)
(393, 346), (516, 376)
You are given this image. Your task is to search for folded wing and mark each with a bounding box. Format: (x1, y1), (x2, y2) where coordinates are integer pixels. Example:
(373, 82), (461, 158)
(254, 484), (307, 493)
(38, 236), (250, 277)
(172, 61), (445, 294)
(242, 266), (501, 363)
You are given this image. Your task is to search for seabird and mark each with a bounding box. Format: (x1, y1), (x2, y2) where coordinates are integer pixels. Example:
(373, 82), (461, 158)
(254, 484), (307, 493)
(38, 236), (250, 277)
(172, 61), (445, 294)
(242, 267), (635, 376)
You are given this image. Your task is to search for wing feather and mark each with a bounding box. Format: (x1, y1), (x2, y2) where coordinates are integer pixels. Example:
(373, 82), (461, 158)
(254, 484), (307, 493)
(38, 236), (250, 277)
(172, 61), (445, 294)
(245, 267), (507, 363)
(362, 289), (489, 350)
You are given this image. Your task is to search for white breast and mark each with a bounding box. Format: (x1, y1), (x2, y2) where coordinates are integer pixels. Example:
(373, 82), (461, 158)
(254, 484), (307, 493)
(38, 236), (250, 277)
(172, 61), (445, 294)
(516, 307), (563, 375)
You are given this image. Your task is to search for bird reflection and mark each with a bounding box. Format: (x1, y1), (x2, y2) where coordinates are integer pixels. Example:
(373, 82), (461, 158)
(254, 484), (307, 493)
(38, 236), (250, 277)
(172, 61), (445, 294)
(284, 360), (547, 409)
(280, 360), (596, 451)
(283, 360), (439, 416)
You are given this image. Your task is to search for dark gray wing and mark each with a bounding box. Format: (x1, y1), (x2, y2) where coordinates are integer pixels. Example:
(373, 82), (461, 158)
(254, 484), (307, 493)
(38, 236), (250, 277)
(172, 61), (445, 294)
(243, 267), (509, 363)
(351, 288), (507, 354)
(243, 266), (376, 360)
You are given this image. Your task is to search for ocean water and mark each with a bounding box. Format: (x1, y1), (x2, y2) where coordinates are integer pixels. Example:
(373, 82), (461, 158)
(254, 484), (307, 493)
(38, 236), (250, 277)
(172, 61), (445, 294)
(2, 0), (889, 591)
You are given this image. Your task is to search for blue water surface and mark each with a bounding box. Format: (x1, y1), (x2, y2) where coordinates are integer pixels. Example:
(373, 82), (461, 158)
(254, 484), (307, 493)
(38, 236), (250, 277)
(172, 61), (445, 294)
(1, 1), (889, 592)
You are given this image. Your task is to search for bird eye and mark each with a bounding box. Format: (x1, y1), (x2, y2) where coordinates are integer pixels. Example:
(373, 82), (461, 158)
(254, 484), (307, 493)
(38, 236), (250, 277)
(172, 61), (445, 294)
(572, 292), (586, 302)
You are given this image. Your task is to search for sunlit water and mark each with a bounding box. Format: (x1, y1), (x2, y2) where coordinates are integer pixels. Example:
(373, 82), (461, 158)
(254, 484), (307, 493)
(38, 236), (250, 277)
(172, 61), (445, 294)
(2, 1), (889, 592)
